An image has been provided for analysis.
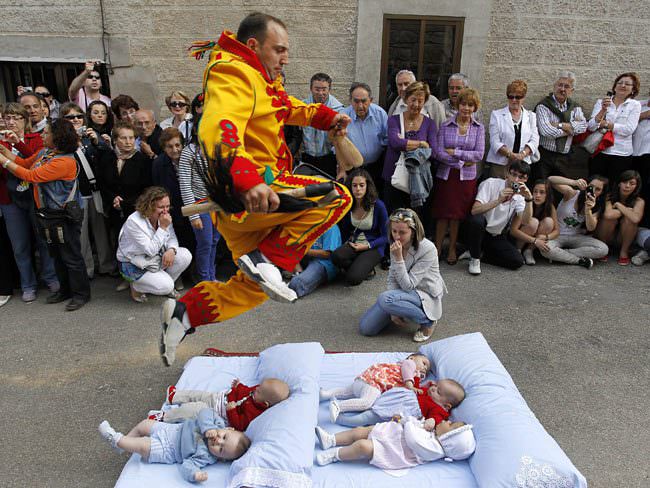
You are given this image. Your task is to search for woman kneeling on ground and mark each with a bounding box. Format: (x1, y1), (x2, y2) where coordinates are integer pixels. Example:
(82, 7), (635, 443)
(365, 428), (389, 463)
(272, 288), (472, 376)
(594, 170), (645, 265)
(541, 175), (609, 268)
(359, 208), (445, 342)
(116, 186), (192, 303)
(510, 179), (559, 265)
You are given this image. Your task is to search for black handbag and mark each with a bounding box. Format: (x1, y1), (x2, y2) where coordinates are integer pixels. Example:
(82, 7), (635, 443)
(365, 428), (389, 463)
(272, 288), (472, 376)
(35, 178), (82, 244)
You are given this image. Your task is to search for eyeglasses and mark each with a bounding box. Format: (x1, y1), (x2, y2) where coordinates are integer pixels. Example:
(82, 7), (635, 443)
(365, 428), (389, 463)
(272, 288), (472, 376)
(36, 91), (51, 97)
(169, 101), (188, 108)
(556, 83), (573, 90)
(3, 115), (24, 121)
(64, 114), (85, 120)
(507, 95), (524, 100)
(87, 75), (101, 80)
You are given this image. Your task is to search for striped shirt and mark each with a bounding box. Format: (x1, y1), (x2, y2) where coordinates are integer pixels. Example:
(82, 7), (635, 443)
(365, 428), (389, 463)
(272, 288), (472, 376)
(178, 143), (209, 221)
(433, 117), (485, 181)
(535, 96), (588, 154)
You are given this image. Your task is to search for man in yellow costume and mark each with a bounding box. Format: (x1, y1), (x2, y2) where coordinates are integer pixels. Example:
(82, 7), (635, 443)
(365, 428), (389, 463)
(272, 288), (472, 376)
(160, 12), (353, 366)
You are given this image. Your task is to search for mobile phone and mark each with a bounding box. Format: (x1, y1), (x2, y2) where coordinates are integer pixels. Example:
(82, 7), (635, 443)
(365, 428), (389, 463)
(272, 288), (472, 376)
(606, 90), (614, 97)
(586, 185), (595, 198)
(23, 86), (33, 92)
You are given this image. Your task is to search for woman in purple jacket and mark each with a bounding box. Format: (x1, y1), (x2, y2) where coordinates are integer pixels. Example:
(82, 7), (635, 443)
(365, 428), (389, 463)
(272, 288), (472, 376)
(432, 88), (485, 265)
(332, 168), (388, 285)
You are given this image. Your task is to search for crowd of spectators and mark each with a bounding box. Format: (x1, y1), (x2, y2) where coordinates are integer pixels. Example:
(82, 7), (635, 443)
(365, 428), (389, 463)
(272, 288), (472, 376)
(1, 59), (649, 332)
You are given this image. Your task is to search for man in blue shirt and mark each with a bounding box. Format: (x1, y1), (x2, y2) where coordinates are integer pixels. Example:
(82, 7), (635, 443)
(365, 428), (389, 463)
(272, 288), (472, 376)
(341, 82), (388, 190)
(300, 73), (344, 178)
(288, 225), (341, 298)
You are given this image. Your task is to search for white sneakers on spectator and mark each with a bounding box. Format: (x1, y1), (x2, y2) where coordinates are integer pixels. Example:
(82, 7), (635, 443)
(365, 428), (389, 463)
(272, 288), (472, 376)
(458, 250), (471, 261)
(237, 250), (297, 303)
(0, 295), (10, 307)
(22, 289), (36, 303)
(523, 248), (536, 266)
(316, 448), (340, 466)
(98, 420), (124, 452)
(632, 250), (649, 266)
(329, 399), (341, 423)
(469, 258), (481, 275)
(315, 426), (336, 450)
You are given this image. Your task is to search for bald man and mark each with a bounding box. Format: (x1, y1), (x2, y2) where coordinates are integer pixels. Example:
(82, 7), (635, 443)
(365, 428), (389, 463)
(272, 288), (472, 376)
(134, 109), (163, 159)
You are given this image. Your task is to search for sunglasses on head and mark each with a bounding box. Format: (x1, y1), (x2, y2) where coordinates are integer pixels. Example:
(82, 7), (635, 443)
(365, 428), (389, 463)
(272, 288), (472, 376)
(64, 114), (85, 120)
(507, 95), (524, 100)
(169, 101), (188, 108)
(87, 75), (101, 80)
(36, 91), (51, 97)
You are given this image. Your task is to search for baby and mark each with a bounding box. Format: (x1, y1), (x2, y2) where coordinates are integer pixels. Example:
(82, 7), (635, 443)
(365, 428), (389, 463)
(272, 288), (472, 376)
(336, 378), (465, 427)
(320, 353), (431, 423)
(158, 378), (290, 431)
(99, 408), (250, 483)
(315, 416), (476, 470)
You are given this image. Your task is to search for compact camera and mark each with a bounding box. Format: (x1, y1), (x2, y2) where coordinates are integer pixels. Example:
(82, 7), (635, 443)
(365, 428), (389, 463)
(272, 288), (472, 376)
(511, 182), (521, 193)
(586, 185), (595, 198)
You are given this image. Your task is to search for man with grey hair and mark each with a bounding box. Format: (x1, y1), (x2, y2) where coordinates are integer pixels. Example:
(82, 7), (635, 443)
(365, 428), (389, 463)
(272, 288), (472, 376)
(441, 73), (484, 123)
(533, 71), (588, 180)
(387, 69), (445, 127)
(133, 109), (163, 159)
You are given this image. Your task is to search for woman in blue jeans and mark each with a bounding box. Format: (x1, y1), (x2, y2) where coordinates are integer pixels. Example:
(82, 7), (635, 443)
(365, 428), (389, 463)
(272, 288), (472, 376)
(359, 208), (445, 342)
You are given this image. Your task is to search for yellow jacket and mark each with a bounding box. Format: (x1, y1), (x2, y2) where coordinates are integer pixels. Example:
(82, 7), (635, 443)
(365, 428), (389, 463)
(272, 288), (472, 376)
(198, 31), (338, 194)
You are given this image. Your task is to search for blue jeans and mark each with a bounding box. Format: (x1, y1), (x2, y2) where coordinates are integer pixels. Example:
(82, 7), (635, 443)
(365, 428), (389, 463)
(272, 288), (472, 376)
(192, 213), (220, 282)
(0, 202), (58, 292)
(359, 289), (431, 336)
(288, 259), (327, 298)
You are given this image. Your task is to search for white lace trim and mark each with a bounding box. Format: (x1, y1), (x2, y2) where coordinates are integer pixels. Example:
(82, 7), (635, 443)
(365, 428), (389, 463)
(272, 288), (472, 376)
(515, 455), (574, 488)
(228, 467), (311, 488)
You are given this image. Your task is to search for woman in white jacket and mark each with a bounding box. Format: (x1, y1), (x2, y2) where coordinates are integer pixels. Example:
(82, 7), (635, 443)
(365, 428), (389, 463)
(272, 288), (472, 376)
(485, 79), (539, 178)
(117, 186), (192, 302)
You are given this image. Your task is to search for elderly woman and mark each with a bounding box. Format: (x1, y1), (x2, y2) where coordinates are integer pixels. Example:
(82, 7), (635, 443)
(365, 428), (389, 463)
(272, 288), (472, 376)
(485, 79), (539, 179)
(0, 103), (59, 302)
(0, 119), (90, 311)
(383, 82), (436, 214)
(116, 186), (192, 302)
(432, 88), (485, 265)
(588, 72), (642, 185)
(359, 208), (445, 343)
(160, 91), (193, 144)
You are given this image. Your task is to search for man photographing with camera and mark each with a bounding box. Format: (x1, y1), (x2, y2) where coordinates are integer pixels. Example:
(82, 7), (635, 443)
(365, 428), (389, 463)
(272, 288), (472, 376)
(460, 160), (533, 275)
(68, 60), (112, 111)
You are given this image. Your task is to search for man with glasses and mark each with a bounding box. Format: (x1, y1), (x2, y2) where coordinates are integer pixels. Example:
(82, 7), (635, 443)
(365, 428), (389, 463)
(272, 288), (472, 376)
(534, 71), (588, 181)
(461, 161), (533, 275)
(68, 60), (112, 111)
(133, 109), (163, 159)
(441, 73), (484, 124)
(388, 69), (445, 127)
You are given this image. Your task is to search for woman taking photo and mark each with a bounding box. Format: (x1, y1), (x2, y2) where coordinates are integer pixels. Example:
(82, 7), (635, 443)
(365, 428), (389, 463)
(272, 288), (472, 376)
(332, 168), (388, 285)
(0, 119), (90, 310)
(116, 186), (192, 303)
(541, 175), (609, 268)
(432, 88), (485, 265)
(594, 170), (644, 265)
(383, 81), (436, 213)
(87, 100), (114, 146)
(485, 80), (539, 178)
(160, 91), (192, 144)
(0, 103), (59, 302)
(359, 208), (445, 343)
(588, 72), (641, 184)
(510, 179), (559, 265)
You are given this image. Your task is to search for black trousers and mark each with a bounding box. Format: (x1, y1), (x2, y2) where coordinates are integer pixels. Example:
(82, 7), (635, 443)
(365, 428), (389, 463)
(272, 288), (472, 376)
(589, 152), (634, 185)
(462, 214), (524, 270)
(300, 153), (338, 180)
(331, 244), (382, 286)
(0, 215), (18, 295)
(533, 147), (589, 182)
(47, 220), (91, 302)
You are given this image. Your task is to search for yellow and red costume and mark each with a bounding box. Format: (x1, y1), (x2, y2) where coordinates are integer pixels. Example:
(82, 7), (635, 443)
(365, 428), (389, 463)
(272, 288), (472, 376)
(179, 31), (352, 327)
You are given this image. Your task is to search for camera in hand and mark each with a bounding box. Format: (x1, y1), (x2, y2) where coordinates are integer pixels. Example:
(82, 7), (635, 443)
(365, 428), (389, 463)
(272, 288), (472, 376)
(606, 91), (614, 97)
(511, 182), (521, 193)
(586, 185), (595, 198)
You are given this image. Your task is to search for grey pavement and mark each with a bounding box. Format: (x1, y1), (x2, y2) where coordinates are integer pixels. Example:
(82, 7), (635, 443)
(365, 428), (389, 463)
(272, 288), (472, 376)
(1, 259), (649, 487)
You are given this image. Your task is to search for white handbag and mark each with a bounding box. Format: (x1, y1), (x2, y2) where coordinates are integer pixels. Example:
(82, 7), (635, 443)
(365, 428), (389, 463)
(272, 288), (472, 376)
(390, 112), (410, 193)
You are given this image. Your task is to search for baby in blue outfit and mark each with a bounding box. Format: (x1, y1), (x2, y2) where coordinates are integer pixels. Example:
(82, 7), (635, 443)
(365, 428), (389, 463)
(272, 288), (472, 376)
(99, 408), (250, 483)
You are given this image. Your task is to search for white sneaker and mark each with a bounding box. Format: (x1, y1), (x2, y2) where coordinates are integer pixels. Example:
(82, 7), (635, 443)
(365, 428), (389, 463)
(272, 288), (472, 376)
(160, 299), (188, 367)
(238, 253), (298, 303)
(458, 250), (471, 261)
(315, 426), (336, 449)
(469, 258), (481, 275)
(0, 295), (10, 307)
(98, 421), (124, 452)
(523, 248), (536, 266)
(115, 280), (130, 292)
(316, 448), (339, 466)
(632, 250), (649, 266)
(329, 399), (341, 423)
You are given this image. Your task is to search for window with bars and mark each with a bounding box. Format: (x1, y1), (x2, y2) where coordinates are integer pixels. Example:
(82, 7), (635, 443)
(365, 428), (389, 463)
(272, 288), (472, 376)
(0, 62), (110, 105)
(380, 15), (464, 108)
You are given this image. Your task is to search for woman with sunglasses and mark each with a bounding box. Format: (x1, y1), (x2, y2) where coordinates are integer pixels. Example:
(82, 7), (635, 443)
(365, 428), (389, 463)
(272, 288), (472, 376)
(160, 91), (193, 145)
(359, 208), (445, 342)
(60, 102), (115, 278)
(485, 80), (539, 179)
(588, 72), (642, 185)
(0, 103), (59, 302)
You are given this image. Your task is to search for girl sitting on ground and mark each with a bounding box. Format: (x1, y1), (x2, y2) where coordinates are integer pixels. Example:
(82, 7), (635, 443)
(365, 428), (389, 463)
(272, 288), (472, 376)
(510, 179), (559, 265)
(594, 170), (645, 265)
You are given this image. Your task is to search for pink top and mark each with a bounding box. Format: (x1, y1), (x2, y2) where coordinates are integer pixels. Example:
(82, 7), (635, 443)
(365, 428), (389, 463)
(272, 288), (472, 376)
(72, 89), (112, 111)
(359, 359), (417, 393)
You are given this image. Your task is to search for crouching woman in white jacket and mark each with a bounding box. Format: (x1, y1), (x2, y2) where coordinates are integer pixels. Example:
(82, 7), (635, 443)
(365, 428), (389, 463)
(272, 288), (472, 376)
(117, 186), (192, 302)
